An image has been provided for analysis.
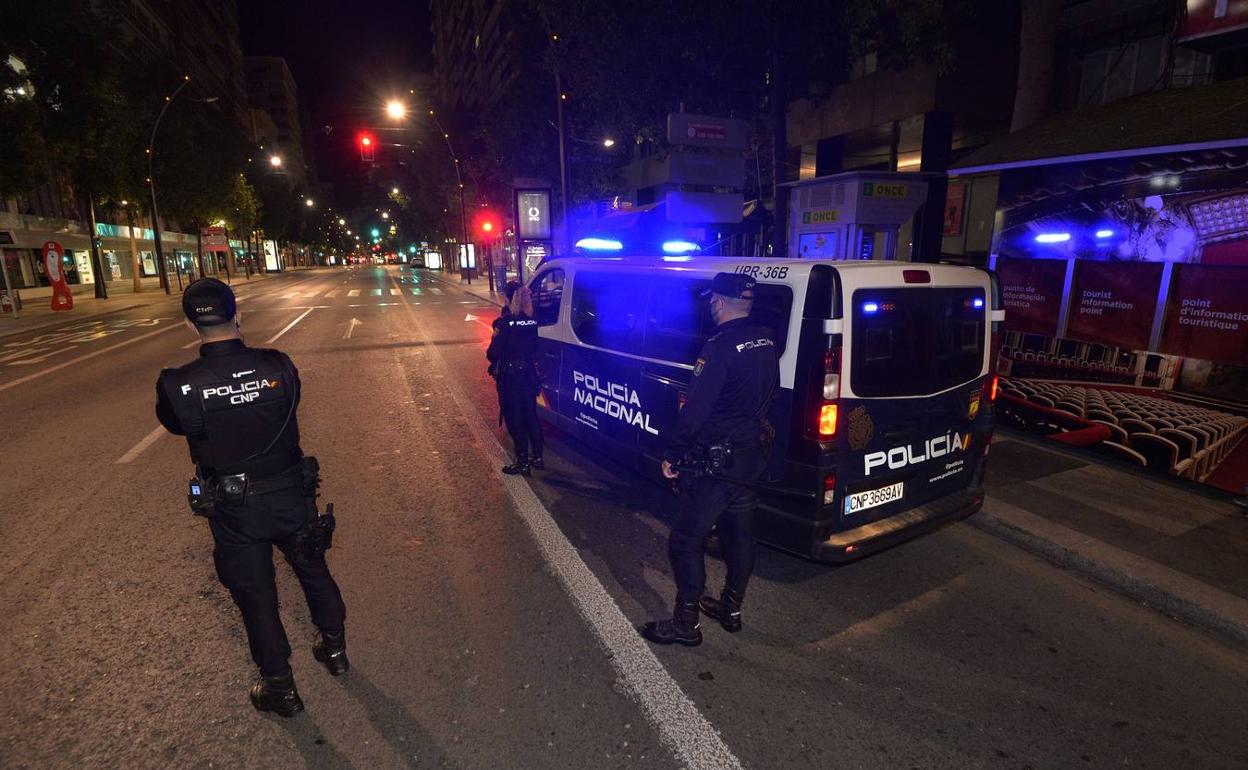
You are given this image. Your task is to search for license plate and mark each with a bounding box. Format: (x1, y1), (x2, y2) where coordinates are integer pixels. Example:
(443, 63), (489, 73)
(844, 481), (904, 515)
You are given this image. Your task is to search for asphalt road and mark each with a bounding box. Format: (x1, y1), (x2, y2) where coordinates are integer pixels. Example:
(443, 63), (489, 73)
(1, 266), (1245, 769)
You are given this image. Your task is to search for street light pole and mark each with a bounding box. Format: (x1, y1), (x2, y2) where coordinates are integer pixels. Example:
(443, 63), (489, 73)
(555, 72), (570, 257)
(147, 76), (190, 295)
(426, 111), (471, 284)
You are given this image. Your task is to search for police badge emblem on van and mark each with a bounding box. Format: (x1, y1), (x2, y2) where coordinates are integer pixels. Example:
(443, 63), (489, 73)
(847, 405), (874, 451)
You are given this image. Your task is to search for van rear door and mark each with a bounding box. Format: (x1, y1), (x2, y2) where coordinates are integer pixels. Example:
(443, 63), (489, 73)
(837, 281), (989, 528)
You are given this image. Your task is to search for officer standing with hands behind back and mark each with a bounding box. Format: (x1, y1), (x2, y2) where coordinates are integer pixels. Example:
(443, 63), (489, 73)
(641, 273), (779, 647)
(156, 278), (348, 718)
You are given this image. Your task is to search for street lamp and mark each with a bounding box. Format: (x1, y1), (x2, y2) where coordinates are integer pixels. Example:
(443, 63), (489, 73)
(305, 198), (315, 207)
(338, 218), (346, 226)
(391, 187), (400, 195)
(381, 211), (390, 220)
(386, 100), (407, 120)
(269, 155), (283, 167)
(145, 76), (220, 294)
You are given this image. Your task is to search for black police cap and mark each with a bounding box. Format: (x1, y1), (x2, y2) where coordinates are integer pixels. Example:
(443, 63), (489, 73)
(182, 278), (237, 326)
(701, 272), (756, 300)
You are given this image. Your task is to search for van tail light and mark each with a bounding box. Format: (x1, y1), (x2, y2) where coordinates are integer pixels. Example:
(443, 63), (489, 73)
(812, 345), (842, 440)
(823, 472), (838, 505)
(819, 404), (838, 437)
(903, 269), (930, 284)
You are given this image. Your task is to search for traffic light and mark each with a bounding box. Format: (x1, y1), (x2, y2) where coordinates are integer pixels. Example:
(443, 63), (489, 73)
(359, 133), (375, 162)
(475, 211), (499, 237)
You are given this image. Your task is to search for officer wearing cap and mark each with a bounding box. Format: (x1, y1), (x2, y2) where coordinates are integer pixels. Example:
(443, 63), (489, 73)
(156, 278), (348, 717)
(641, 272), (779, 647)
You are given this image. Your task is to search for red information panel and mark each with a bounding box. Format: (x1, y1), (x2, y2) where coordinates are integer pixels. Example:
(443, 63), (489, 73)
(943, 181), (966, 237)
(1161, 264), (1248, 365)
(1067, 261), (1164, 350)
(995, 257), (1065, 336)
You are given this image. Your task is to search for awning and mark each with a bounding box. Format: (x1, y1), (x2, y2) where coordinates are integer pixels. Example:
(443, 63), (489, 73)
(951, 76), (1248, 174)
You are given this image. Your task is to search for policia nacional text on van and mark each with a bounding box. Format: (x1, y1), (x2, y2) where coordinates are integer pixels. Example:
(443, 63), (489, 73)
(524, 255), (1000, 566)
(156, 279), (347, 718)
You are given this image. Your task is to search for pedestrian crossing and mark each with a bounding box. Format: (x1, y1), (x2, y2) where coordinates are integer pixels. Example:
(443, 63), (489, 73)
(266, 285), (486, 303)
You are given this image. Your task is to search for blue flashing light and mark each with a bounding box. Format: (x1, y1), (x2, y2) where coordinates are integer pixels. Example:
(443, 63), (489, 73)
(1094, 229), (1114, 239)
(863, 302), (879, 314)
(973, 297), (984, 309)
(575, 237), (624, 252)
(661, 240), (701, 254)
(662, 256), (694, 262)
(1034, 232), (1070, 244)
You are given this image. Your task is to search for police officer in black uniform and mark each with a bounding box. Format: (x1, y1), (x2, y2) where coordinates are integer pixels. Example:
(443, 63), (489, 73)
(487, 281), (544, 475)
(156, 278), (348, 717)
(641, 273), (779, 646)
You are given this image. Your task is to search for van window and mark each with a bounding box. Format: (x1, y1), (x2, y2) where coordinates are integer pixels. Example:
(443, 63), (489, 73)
(851, 287), (985, 397)
(570, 271), (648, 353)
(530, 269), (565, 327)
(642, 276), (793, 365)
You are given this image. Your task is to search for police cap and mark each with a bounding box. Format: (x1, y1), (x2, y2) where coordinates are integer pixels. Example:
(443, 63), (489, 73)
(702, 272), (756, 300)
(182, 278), (237, 326)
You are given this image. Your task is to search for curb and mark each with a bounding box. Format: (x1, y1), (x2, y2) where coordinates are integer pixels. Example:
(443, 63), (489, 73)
(972, 500), (1248, 649)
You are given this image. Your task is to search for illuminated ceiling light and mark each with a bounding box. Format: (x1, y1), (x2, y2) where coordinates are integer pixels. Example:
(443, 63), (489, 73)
(1034, 233), (1070, 244)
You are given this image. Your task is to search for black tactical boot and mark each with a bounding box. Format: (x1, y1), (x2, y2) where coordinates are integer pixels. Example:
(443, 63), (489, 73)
(529, 455), (545, 471)
(699, 587), (744, 633)
(502, 454), (531, 476)
(313, 630), (350, 676)
(640, 599), (703, 646)
(250, 671), (304, 717)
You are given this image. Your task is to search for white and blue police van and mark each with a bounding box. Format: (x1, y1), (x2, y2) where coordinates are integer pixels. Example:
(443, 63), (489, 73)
(525, 253), (1002, 562)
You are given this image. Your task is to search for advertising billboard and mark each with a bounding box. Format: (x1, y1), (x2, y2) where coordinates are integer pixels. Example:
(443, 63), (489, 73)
(1065, 261), (1164, 350)
(995, 257), (1066, 336)
(1161, 264), (1248, 364)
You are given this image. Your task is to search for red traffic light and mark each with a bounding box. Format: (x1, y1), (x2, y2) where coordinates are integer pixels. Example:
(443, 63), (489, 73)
(475, 211), (499, 236)
(359, 133), (375, 161)
(482, 221), (494, 233)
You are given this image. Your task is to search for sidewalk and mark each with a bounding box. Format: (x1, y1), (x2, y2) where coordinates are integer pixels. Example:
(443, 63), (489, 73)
(978, 430), (1248, 647)
(0, 270), (283, 339)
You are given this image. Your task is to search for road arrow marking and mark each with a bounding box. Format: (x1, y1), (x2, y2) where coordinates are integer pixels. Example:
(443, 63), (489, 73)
(344, 317), (362, 339)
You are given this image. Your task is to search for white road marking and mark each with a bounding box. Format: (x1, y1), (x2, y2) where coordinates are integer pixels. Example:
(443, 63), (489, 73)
(390, 287), (401, 296)
(0, 324), (181, 394)
(348, 289), (360, 297)
(282, 291), (300, 299)
(372, 288), (383, 296)
(409, 288), (422, 295)
(326, 289), (340, 298)
(344, 317), (362, 339)
(181, 338), (200, 349)
(430, 287), (444, 295)
(389, 275), (742, 770)
(115, 425), (167, 464)
(265, 307), (315, 344)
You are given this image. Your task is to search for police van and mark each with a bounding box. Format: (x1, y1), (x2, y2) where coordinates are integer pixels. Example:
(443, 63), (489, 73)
(525, 256), (1002, 562)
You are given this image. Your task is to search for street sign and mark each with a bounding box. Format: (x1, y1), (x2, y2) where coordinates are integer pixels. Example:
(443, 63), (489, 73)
(201, 226), (229, 251)
(42, 241), (73, 312)
(667, 113), (749, 151)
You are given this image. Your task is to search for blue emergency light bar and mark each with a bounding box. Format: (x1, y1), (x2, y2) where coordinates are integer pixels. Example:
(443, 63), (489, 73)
(973, 298), (984, 309)
(661, 240), (701, 255)
(862, 302), (879, 314)
(575, 237), (624, 252)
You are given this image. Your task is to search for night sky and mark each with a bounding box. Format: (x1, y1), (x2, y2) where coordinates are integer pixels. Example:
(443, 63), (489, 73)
(238, 0), (434, 201)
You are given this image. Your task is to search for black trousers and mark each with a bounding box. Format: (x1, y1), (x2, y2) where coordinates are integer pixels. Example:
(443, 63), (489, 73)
(209, 486), (346, 678)
(669, 473), (758, 604)
(499, 377), (543, 460)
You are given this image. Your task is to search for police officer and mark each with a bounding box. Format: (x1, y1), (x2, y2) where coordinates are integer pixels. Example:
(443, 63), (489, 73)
(641, 273), (778, 646)
(487, 281), (544, 475)
(156, 278), (348, 717)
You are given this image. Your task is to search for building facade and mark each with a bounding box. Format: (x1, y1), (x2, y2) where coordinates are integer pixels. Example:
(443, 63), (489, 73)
(245, 57), (308, 184)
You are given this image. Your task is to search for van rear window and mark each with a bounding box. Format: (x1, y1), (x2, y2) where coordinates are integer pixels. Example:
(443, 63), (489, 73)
(851, 287), (985, 397)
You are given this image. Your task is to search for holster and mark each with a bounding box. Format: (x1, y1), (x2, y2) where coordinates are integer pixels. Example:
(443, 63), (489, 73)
(294, 456), (335, 554)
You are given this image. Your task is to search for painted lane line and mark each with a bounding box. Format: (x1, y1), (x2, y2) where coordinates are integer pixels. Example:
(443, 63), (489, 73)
(389, 275), (742, 770)
(390, 287), (401, 296)
(115, 425), (166, 464)
(265, 307), (315, 344)
(326, 290), (340, 298)
(409, 288), (422, 295)
(348, 289), (360, 297)
(0, 324), (181, 394)
(430, 287), (444, 295)
(372, 288), (383, 296)
(181, 338), (200, 349)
